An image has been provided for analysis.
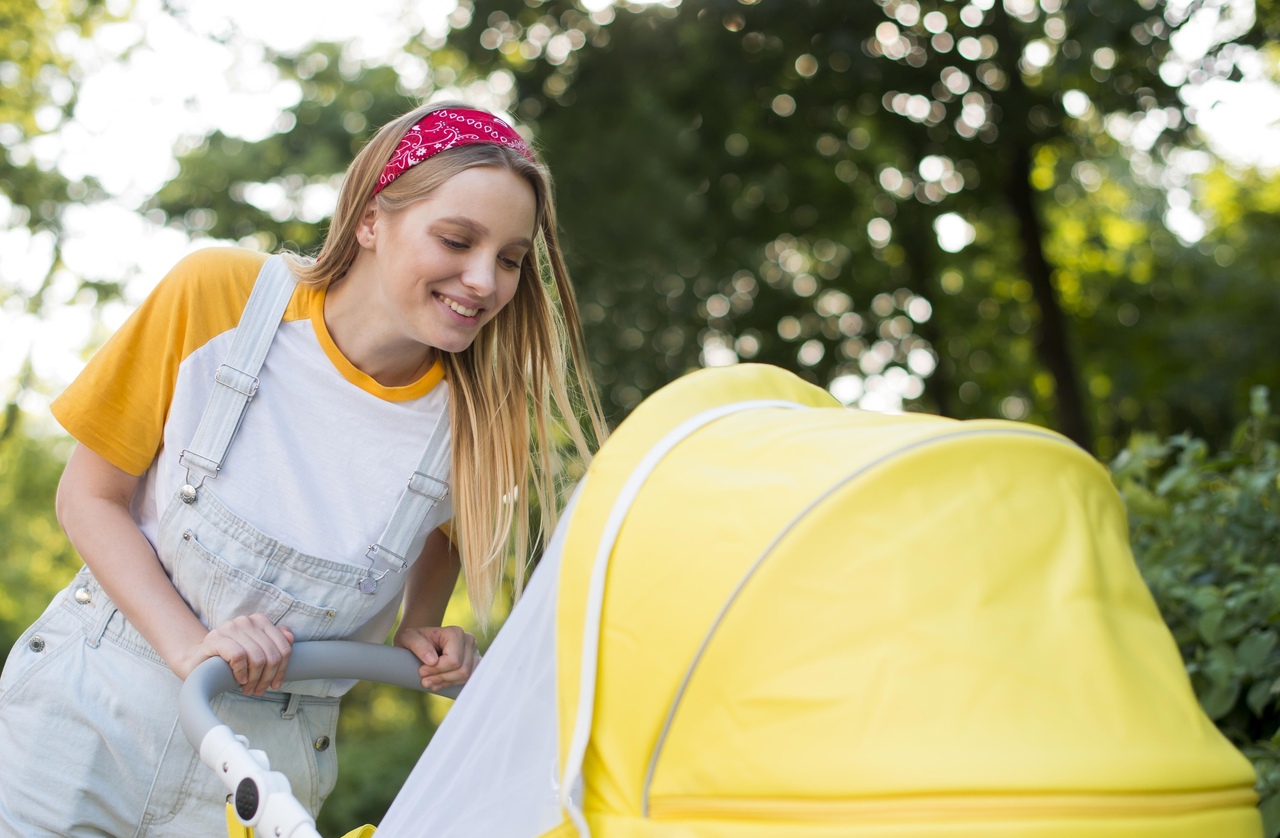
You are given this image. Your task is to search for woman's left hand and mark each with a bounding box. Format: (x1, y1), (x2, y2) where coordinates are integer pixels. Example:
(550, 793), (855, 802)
(394, 625), (480, 691)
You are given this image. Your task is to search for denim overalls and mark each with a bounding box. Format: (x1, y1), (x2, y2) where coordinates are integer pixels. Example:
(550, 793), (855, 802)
(0, 256), (451, 836)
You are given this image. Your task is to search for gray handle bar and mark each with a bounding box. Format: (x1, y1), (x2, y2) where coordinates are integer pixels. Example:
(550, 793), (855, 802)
(179, 641), (461, 750)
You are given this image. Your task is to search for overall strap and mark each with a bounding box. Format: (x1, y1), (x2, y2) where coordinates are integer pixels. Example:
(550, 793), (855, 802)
(178, 255), (297, 497)
(359, 406), (452, 593)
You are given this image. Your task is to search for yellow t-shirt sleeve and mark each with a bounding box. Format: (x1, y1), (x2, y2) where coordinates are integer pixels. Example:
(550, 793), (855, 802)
(51, 248), (270, 476)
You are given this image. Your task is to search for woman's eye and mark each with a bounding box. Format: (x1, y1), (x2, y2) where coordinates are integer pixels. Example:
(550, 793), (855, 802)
(441, 237), (467, 250)
(499, 256), (521, 270)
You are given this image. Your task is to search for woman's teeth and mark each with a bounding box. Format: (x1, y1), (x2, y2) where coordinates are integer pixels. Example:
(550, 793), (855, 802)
(439, 295), (478, 317)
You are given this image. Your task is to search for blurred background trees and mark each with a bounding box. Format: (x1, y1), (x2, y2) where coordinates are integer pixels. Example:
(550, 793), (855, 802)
(2, 0), (1279, 831)
(144, 0), (1280, 457)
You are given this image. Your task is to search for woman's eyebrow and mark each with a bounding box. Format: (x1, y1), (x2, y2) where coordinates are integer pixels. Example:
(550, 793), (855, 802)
(437, 216), (533, 249)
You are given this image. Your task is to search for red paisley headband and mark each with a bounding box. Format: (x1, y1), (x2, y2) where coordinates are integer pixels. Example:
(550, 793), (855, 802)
(372, 108), (533, 196)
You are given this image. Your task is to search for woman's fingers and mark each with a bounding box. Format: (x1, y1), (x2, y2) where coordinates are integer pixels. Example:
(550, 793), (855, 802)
(393, 625), (481, 691)
(398, 628), (440, 668)
(208, 614), (294, 695)
(419, 626), (478, 691)
(270, 625), (295, 690)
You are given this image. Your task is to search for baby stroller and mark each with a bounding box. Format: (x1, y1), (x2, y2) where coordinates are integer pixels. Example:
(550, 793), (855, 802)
(184, 364), (1262, 837)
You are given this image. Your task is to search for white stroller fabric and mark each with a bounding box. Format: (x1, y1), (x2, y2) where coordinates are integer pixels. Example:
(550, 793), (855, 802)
(376, 489), (580, 837)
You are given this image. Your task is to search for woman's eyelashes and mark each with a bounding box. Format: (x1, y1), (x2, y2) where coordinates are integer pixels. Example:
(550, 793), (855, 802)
(438, 235), (523, 270)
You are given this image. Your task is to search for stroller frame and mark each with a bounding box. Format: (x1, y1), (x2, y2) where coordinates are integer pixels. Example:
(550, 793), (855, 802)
(179, 641), (458, 838)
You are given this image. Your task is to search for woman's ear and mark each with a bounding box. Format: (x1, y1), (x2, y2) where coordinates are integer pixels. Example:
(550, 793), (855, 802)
(355, 199), (379, 249)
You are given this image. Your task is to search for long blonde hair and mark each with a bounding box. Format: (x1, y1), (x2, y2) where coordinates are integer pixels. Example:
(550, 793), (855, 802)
(289, 101), (606, 625)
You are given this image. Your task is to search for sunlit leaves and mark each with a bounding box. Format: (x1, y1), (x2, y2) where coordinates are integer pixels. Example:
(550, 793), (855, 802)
(151, 52), (414, 251)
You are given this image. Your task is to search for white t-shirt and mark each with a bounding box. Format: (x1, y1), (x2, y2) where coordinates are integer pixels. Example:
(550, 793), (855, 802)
(53, 247), (453, 567)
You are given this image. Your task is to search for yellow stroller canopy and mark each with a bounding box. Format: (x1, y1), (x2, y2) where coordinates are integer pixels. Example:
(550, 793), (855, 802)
(378, 364), (1260, 837)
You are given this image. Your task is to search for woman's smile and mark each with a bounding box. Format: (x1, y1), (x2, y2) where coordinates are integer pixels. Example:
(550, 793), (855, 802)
(436, 292), (480, 319)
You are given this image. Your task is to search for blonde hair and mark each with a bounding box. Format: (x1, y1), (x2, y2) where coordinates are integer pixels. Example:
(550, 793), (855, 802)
(288, 101), (606, 625)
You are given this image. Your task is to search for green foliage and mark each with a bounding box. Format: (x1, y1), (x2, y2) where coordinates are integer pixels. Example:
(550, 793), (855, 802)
(315, 682), (440, 834)
(0, 0), (108, 137)
(1, 0), (123, 431)
(90, 0), (1279, 456)
(429, 0), (1277, 453)
(0, 425), (79, 659)
(151, 46), (415, 254)
(1116, 386), (1280, 835)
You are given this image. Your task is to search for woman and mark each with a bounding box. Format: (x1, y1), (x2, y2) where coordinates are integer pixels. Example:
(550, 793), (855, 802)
(0, 101), (605, 835)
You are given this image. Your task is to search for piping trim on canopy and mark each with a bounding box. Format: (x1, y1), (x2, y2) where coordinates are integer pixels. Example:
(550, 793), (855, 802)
(559, 399), (813, 837)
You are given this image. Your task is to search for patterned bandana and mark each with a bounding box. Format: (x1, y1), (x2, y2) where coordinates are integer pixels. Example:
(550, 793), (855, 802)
(372, 108), (533, 196)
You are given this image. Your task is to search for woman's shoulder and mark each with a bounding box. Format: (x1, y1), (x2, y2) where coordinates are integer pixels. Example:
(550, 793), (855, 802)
(141, 247), (279, 330)
(162, 246), (270, 297)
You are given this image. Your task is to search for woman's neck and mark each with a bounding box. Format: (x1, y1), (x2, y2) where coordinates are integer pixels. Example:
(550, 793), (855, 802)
(322, 263), (437, 388)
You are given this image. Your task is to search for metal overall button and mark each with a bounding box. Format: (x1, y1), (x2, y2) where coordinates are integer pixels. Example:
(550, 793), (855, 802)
(74, 586), (92, 605)
(313, 736), (330, 752)
(28, 636), (45, 653)
(179, 484), (198, 504)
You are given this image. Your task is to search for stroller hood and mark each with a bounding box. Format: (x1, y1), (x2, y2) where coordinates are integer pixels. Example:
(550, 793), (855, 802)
(383, 364), (1259, 837)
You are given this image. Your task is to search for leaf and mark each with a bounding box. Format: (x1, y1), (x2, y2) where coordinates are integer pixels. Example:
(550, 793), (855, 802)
(1204, 644), (1239, 682)
(1156, 465), (1196, 498)
(1261, 792), (1280, 838)
(1240, 631), (1279, 676)
(1119, 479), (1170, 517)
(1249, 679), (1275, 717)
(1199, 677), (1242, 721)
(1198, 608), (1227, 645)
(1252, 386), (1271, 421)
(1191, 588), (1224, 612)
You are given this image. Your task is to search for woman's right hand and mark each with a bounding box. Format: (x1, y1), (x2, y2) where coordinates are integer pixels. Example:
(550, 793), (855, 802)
(177, 614), (295, 696)
(55, 446), (295, 695)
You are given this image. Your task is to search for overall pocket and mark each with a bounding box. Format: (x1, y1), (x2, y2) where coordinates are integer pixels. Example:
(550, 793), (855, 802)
(175, 528), (341, 641)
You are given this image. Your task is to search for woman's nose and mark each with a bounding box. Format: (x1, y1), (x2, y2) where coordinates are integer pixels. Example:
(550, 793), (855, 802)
(460, 255), (497, 296)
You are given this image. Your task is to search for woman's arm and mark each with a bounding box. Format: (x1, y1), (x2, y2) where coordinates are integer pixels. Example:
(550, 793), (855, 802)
(393, 527), (479, 690)
(55, 443), (293, 695)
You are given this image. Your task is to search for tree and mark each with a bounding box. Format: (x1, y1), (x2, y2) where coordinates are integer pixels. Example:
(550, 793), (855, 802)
(435, 0), (1273, 452)
(0, 0), (118, 441)
(144, 0), (1277, 453)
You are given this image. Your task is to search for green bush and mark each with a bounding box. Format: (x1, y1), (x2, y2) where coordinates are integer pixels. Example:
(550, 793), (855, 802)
(1114, 386), (1280, 835)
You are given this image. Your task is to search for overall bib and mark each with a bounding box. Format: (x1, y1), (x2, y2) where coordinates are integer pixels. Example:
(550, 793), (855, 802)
(0, 257), (451, 837)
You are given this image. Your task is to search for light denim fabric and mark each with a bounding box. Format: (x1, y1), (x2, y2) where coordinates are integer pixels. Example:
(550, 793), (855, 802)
(0, 482), (394, 836)
(154, 486), (412, 691)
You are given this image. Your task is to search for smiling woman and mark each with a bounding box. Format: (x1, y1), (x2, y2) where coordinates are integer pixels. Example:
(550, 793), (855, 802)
(0, 100), (607, 836)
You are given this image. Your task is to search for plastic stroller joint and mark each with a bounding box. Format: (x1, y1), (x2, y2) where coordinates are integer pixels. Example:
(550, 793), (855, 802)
(199, 724), (319, 838)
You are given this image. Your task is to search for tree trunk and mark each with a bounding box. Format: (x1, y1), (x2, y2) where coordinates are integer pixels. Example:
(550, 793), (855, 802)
(1005, 142), (1092, 450)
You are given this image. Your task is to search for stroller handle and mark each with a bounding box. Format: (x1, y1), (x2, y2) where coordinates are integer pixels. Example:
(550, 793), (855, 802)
(179, 640), (461, 748)
(179, 641), (461, 838)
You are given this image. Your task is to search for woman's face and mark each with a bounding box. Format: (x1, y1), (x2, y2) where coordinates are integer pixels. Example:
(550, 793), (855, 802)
(363, 166), (537, 356)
